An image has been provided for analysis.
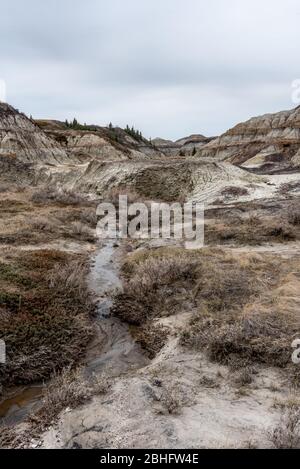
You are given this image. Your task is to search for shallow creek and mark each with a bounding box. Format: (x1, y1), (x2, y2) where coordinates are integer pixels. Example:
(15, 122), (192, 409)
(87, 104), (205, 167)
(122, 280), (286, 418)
(0, 241), (147, 426)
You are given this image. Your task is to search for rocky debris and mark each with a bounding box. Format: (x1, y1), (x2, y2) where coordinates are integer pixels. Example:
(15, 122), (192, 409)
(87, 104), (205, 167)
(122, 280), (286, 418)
(197, 106), (300, 172)
(0, 103), (68, 164)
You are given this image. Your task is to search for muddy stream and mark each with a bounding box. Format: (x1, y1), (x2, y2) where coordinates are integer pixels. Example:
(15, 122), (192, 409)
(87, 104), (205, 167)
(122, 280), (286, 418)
(0, 241), (147, 426)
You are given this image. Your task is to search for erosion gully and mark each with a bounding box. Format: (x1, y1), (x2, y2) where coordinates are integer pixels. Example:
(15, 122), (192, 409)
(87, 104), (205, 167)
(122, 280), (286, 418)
(0, 241), (147, 426)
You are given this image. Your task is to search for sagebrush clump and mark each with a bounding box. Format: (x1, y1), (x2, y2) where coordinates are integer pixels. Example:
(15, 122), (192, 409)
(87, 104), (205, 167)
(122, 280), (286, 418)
(0, 250), (94, 389)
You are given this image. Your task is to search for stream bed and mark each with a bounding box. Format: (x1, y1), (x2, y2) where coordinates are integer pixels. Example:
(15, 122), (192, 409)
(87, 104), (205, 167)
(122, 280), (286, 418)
(0, 241), (147, 426)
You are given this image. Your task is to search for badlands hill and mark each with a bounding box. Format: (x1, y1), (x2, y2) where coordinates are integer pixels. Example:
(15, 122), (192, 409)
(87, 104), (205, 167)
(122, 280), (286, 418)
(1, 101), (300, 206)
(35, 119), (163, 161)
(197, 106), (300, 173)
(153, 134), (213, 157)
(0, 103), (163, 167)
(0, 103), (68, 164)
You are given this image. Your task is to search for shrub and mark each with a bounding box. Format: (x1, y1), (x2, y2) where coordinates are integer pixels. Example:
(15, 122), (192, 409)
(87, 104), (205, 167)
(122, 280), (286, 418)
(0, 426), (21, 449)
(181, 307), (296, 370)
(104, 187), (141, 205)
(79, 208), (98, 227)
(278, 181), (300, 195)
(66, 222), (95, 242)
(134, 323), (169, 358)
(221, 186), (249, 198)
(35, 368), (91, 425)
(0, 252), (94, 388)
(113, 254), (198, 325)
(269, 405), (300, 449)
(31, 188), (89, 206)
(287, 205), (300, 226)
(28, 216), (56, 233)
(0, 184), (10, 193)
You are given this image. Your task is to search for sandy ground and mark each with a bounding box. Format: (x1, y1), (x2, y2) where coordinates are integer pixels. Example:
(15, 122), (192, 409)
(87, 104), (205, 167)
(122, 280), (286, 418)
(39, 318), (287, 449)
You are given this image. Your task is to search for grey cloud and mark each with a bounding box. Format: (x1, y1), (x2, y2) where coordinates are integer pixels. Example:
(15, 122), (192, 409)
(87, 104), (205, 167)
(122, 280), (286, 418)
(0, 0), (299, 139)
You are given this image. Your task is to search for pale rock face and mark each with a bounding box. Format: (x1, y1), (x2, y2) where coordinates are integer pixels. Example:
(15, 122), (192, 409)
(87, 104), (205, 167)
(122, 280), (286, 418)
(197, 106), (300, 170)
(64, 132), (128, 161)
(0, 103), (68, 163)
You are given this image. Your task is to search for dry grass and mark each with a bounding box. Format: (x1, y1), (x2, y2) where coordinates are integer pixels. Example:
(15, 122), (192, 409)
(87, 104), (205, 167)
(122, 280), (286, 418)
(232, 367), (255, 387)
(28, 216), (56, 233)
(0, 183), (10, 193)
(113, 250), (199, 325)
(221, 186), (249, 198)
(206, 215), (298, 245)
(278, 181), (300, 195)
(78, 208), (98, 227)
(0, 199), (32, 216)
(180, 251), (300, 374)
(115, 246), (300, 376)
(31, 188), (91, 207)
(268, 404), (300, 448)
(133, 323), (169, 359)
(181, 304), (296, 369)
(0, 208), (97, 246)
(287, 203), (300, 226)
(104, 186), (142, 205)
(65, 221), (95, 242)
(33, 368), (91, 425)
(159, 388), (182, 415)
(0, 425), (21, 449)
(155, 384), (187, 415)
(28, 368), (110, 433)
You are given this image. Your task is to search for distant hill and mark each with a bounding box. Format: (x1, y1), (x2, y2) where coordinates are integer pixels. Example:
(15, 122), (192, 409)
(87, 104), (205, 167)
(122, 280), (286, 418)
(152, 134), (214, 157)
(197, 106), (300, 173)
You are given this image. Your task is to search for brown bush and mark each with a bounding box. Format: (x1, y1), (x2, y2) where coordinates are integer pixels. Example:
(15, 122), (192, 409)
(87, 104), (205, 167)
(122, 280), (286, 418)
(278, 181), (300, 195)
(0, 183), (10, 193)
(182, 302), (297, 369)
(0, 251), (94, 388)
(221, 186), (249, 198)
(65, 221), (95, 242)
(79, 208), (98, 227)
(287, 204), (300, 226)
(33, 368), (91, 426)
(113, 253), (198, 325)
(104, 186), (141, 205)
(31, 188), (90, 206)
(134, 323), (169, 358)
(28, 216), (56, 233)
(0, 426), (21, 449)
(269, 404), (300, 449)
(206, 216), (297, 245)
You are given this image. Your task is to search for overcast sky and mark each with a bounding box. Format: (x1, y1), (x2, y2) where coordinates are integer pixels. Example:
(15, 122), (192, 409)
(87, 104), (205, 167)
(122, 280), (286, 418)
(1, 0), (300, 140)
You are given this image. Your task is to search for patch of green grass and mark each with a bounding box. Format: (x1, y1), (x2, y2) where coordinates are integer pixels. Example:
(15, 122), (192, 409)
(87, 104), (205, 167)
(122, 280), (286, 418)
(0, 291), (22, 312)
(0, 262), (34, 287)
